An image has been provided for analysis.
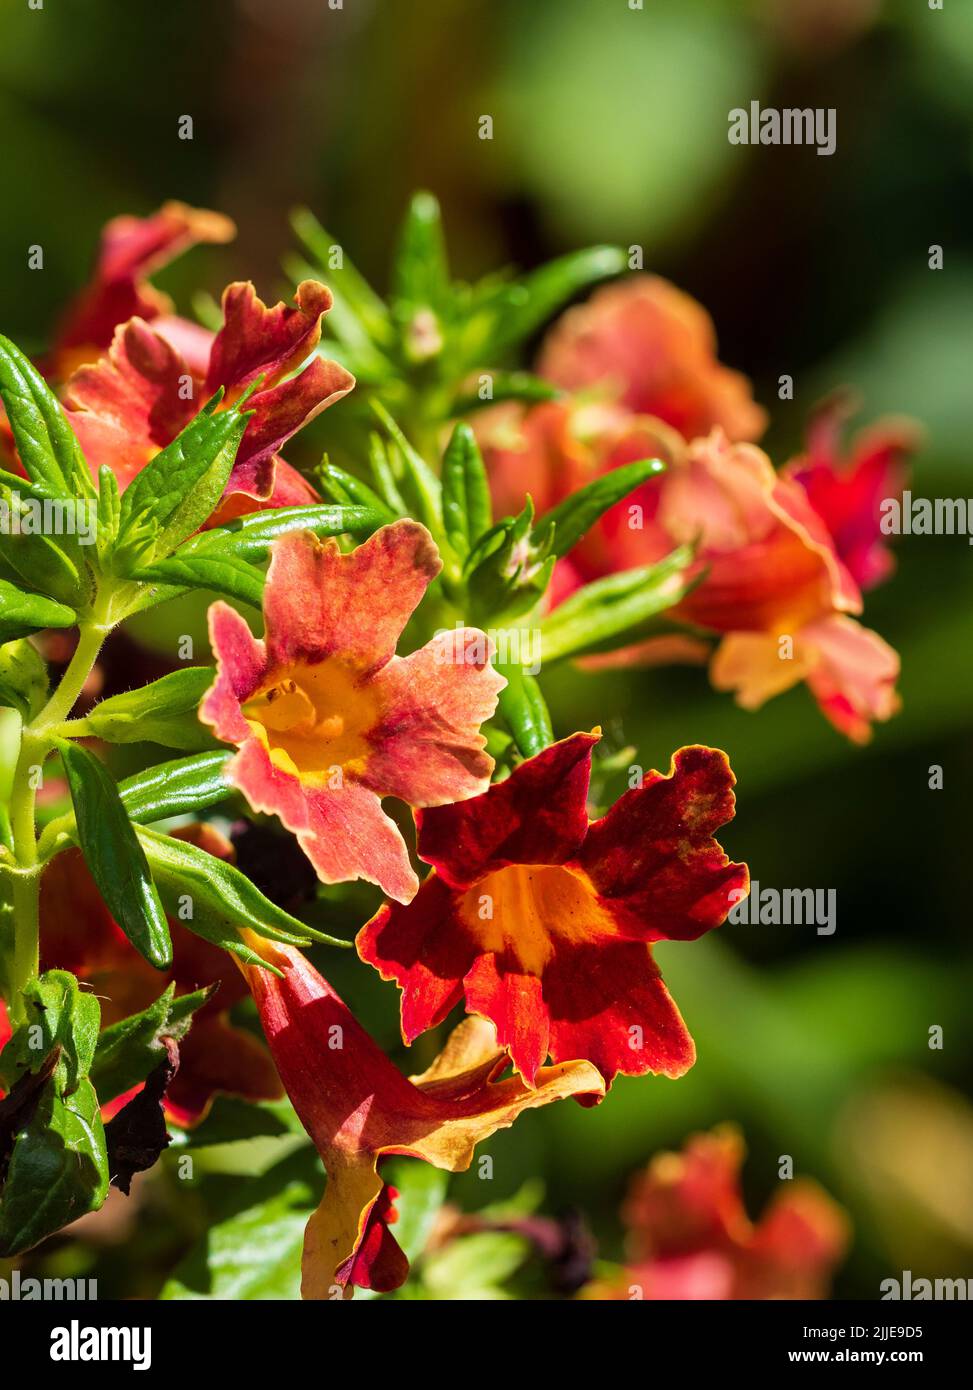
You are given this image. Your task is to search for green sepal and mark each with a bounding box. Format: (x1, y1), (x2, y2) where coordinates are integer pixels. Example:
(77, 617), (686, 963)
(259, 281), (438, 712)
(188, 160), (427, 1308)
(68, 666), (217, 750)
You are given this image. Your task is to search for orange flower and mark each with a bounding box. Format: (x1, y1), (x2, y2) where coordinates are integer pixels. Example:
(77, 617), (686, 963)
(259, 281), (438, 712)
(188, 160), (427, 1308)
(62, 279), (353, 515)
(49, 201), (235, 379)
(538, 275), (767, 444)
(238, 934), (604, 1297)
(358, 733), (747, 1087)
(201, 523), (505, 904)
(584, 1126), (848, 1300)
(483, 404), (900, 741)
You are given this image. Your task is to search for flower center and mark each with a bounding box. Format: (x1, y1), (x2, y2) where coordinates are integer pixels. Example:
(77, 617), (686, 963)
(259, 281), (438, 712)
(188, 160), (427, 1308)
(459, 863), (616, 975)
(243, 660), (383, 780)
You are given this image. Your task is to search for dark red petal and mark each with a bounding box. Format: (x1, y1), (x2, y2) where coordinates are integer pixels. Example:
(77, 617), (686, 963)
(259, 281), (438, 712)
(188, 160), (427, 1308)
(544, 939), (695, 1085)
(579, 745), (748, 942)
(357, 874), (471, 1042)
(416, 732), (599, 889)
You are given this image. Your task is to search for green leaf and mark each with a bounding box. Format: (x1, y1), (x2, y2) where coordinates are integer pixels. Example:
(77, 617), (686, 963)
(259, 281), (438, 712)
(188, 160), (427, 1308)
(316, 462), (396, 525)
(161, 1155), (319, 1299)
(371, 402), (442, 535)
(183, 500), (386, 561)
(137, 827), (348, 955)
(60, 740), (172, 970)
(0, 1077), (109, 1257)
(441, 423), (492, 560)
(539, 546), (693, 663)
(91, 983), (212, 1103)
(539, 456), (666, 559)
(133, 551), (266, 609)
(0, 970), (109, 1256)
(114, 398), (249, 567)
(70, 666), (216, 749)
(497, 665), (554, 758)
(119, 750), (233, 823)
(0, 970), (100, 1096)
(0, 579), (76, 643)
(452, 370), (562, 415)
(0, 334), (94, 499)
(458, 245), (626, 365)
(393, 191), (451, 313)
(290, 208), (394, 349)
(0, 638), (48, 720)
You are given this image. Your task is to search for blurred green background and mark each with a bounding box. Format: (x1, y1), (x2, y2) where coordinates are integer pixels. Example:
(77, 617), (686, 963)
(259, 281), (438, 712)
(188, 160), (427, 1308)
(2, 0), (972, 1298)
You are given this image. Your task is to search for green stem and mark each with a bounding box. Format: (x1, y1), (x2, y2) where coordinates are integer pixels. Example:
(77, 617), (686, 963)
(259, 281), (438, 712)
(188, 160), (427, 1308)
(4, 617), (110, 1023)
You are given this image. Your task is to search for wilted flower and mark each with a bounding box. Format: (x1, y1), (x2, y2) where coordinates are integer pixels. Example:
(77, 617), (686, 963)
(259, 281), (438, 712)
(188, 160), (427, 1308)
(201, 523), (505, 904)
(238, 935), (604, 1297)
(358, 733), (747, 1086)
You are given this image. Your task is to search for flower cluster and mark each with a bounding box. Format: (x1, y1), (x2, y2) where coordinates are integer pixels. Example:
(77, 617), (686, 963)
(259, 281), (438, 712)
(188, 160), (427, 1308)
(0, 195), (886, 1299)
(481, 278), (915, 742)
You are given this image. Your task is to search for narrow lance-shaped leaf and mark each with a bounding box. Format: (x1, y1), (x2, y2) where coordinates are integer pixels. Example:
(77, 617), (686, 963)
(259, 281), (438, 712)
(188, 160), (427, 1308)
(133, 550), (267, 610)
(0, 580), (76, 644)
(539, 546), (694, 664)
(289, 207), (394, 349)
(137, 826), (349, 955)
(393, 191), (451, 314)
(59, 740), (172, 970)
(0, 334), (94, 499)
(539, 456), (666, 559)
(497, 663), (554, 759)
(452, 370), (561, 415)
(441, 422), (492, 559)
(458, 245), (626, 365)
(371, 401), (442, 535)
(119, 750), (233, 823)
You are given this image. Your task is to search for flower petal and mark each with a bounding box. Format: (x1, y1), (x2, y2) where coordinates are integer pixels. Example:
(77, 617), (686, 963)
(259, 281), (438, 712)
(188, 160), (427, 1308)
(53, 202), (234, 371)
(539, 275), (767, 443)
(263, 523), (441, 674)
(801, 613), (900, 744)
(63, 319), (196, 488)
(415, 731), (599, 889)
(204, 281), (354, 492)
(201, 600), (268, 744)
(359, 628), (504, 807)
(579, 745), (749, 942)
(238, 938), (603, 1297)
(227, 737), (419, 903)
